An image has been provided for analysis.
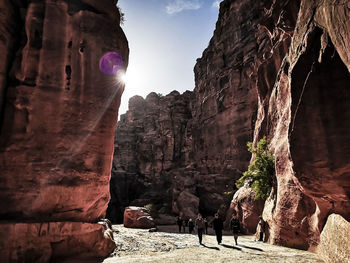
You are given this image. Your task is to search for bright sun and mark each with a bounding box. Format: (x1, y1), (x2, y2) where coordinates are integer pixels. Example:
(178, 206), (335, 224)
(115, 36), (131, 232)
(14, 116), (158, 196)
(117, 71), (128, 85)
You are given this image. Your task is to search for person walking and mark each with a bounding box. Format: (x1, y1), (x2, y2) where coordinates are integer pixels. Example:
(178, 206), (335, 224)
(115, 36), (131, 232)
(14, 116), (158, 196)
(204, 218), (208, 234)
(230, 212), (240, 245)
(188, 218), (194, 234)
(256, 215), (265, 241)
(176, 216), (183, 233)
(195, 213), (205, 244)
(182, 219), (186, 233)
(212, 213), (224, 244)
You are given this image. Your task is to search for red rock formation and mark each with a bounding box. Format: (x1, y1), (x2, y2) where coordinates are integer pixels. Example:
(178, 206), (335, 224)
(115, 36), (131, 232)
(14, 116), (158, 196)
(107, 91), (195, 222)
(252, 0), (350, 250)
(108, 0), (268, 223)
(0, 0), (128, 261)
(190, 0), (267, 215)
(0, 221), (116, 262)
(224, 184), (264, 234)
(123, 206), (156, 229)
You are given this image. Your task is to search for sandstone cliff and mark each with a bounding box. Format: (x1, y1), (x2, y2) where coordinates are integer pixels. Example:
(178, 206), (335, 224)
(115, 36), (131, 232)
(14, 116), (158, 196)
(253, 0), (350, 250)
(107, 91), (196, 222)
(109, 0), (268, 223)
(0, 0), (128, 261)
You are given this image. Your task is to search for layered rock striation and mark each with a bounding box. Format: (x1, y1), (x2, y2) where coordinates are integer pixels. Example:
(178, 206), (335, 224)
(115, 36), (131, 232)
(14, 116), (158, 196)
(0, 0), (128, 261)
(107, 91), (196, 222)
(253, 0), (350, 250)
(109, 0), (268, 223)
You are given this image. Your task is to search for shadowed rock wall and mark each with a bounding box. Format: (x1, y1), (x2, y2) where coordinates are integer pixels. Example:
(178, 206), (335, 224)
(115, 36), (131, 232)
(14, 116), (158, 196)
(108, 0), (272, 223)
(254, 0), (350, 250)
(0, 0), (128, 261)
(107, 91), (194, 222)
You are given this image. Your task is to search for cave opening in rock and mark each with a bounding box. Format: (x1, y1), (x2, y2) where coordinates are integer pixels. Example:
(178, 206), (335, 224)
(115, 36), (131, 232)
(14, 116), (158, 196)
(290, 27), (350, 227)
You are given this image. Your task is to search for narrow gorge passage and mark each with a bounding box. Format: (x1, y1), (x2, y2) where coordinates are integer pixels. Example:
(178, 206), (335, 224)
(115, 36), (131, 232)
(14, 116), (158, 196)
(0, 0), (349, 262)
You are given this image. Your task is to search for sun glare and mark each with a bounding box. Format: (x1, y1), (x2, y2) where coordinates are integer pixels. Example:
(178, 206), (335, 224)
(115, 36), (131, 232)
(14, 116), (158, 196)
(117, 71), (128, 85)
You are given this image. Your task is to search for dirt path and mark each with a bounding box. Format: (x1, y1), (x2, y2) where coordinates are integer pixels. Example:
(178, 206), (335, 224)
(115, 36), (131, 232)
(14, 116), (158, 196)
(103, 225), (324, 263)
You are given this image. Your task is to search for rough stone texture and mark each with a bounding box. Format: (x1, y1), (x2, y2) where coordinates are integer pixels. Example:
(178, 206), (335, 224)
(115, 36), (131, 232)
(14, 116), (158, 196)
(253, 0), (350, 250)
(317, 214), (350, 263)
(0, 0), (128, 261)
(123, 206), (156, 229)
(108, 0), (267, 223)
(107, 91), (195, 222)
(224, 184), (264, 234)
(0, 221), (116, 263)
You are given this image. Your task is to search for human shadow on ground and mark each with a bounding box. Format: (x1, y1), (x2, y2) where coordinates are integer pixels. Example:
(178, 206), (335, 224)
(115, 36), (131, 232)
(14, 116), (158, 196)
(200, 244), (220, 250)
(220, 244), (242, 250)
(237, 244), (264, 252)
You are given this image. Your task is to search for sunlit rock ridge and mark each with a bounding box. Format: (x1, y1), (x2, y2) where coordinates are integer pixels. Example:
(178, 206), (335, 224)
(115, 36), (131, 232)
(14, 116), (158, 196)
(0, 0), (128, 262)
(109, 0), (350, 258)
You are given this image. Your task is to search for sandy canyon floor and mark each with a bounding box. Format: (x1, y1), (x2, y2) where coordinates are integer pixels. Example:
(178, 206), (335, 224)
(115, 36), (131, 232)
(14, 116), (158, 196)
(103, 225), (324, 263)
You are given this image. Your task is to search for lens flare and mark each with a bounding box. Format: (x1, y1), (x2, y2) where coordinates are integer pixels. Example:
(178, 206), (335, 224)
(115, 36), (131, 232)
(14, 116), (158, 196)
(117, 71), (128, 84)
(99, 52), (123, 75)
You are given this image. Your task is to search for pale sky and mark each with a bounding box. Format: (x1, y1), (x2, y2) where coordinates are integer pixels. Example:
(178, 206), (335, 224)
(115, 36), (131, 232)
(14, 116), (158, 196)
(117, 0), (221, 115)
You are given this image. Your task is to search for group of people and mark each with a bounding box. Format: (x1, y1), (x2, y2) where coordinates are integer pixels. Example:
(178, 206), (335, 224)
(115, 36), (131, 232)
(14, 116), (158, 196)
(176, 216), (209, 235)
(176, 211), (241, 245)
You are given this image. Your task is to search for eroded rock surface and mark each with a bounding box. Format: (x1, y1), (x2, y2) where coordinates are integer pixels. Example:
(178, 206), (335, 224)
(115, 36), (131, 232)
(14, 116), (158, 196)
(224, 184), (264, 234)
(317, 214), (350, 263)
(123, 206), (156, 229)
(0, 0), (128, 262)
(253, 0), (350, 250)
(108, 0), (267, 223)
(0, 221), (116, 263)
(107, 91), (194, 222)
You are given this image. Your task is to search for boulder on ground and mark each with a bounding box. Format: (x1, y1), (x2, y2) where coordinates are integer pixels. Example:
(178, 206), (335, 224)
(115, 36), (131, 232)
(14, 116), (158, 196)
(317, 214), (350, 263)
(123, 206), (156, 229)
(224, 184), (264, 234)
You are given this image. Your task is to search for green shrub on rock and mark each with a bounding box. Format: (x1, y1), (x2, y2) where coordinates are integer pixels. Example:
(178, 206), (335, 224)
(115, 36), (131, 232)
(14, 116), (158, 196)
(144, 203), (153, 213)
(236, 136), (275, 200)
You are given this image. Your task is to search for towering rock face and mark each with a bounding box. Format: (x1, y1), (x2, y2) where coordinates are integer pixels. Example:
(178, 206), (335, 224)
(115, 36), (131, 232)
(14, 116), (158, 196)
(253, 0), (350, 250)
(189, 0), (265, 216)
(0, 0), (128, 261)
(108, 0), (272, 223)
(107, 91), (194, 222)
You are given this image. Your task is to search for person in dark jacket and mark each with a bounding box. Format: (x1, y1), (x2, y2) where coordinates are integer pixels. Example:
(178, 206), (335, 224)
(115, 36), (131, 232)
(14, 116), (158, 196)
(182, 219), (186, 233)
(257, 215), (265, 241)
(204, 218), (208, 234)
(229, 212), (240, 245)
(188, 218), (195, 234)
(195, 213), (205, 244)
(176, 216), (183, 233)
(212, 213), (224, 244)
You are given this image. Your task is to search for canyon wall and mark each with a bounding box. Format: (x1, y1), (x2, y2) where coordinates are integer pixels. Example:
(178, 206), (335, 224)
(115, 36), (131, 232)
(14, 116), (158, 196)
(255, 0), (350, 250)
(107, 91), (194, 223)
(109, 0), (350, 254)
(108, 0), (271, 223)
(0, 0), (128, 261)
